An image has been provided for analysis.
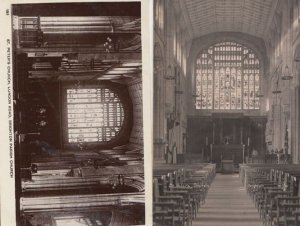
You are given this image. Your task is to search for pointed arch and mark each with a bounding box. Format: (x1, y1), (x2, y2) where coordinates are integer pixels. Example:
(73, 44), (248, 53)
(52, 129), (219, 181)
(195, 41), (261, 110)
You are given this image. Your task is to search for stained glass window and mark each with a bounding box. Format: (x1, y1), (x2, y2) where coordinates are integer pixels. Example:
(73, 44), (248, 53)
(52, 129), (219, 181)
(67, 88), (124, 143)
(195, 42), (260, 110)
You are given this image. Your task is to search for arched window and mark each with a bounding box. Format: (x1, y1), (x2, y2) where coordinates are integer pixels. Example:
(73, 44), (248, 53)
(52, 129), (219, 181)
(195, 41), (260, 110)
(66, 87), (124, 143)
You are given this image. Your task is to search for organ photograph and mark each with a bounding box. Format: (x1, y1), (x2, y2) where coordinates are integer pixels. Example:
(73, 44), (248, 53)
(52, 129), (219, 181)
(11, 2), (144, 226)
(153, 0), (300, 225)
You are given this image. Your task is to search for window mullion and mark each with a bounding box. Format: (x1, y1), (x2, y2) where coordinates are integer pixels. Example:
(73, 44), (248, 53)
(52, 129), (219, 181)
(195, 42), (260, 111)
(241, 46), (244, 110)
(212, 53), (215, 110)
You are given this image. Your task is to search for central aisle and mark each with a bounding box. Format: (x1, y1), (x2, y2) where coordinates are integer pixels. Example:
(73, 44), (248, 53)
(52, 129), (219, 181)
(193, 174), (263, 226)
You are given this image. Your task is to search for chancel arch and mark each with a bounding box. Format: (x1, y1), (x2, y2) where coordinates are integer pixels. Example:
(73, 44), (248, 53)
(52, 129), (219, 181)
(186, 34), (268, 166)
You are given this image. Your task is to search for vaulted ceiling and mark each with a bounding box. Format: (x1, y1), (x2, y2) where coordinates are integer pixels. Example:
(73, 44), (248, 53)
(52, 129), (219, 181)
(182, 0), (278, 40)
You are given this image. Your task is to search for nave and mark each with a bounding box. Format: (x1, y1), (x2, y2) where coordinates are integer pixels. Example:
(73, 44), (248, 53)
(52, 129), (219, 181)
(194, 174), (263, 226)
(154, 0), (300, 225)
(154, 163), (300, 226)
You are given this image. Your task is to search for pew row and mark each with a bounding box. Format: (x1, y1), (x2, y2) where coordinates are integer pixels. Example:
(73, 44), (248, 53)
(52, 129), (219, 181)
(240, 164), (300, 226)
(153, 164), (216, 226)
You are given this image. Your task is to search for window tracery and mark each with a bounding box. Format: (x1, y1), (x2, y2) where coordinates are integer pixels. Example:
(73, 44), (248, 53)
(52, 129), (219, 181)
(195, 41), (260, 110)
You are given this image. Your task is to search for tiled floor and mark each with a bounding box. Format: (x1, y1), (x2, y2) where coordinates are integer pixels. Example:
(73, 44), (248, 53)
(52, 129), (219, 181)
(193, 174), (264, 226)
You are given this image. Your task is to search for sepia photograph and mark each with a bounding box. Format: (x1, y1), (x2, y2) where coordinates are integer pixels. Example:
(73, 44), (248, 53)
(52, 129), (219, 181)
(10, 2), (145, 225)
(153, 0), (300, 225)
(2, 0), (300, 225)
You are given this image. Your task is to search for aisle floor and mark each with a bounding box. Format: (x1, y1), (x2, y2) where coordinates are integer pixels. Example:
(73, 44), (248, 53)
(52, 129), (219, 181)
(193, 174), (263, 226)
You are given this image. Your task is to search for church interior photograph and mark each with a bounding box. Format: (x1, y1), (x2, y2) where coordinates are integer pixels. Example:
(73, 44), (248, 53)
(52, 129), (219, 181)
(153, 0), (300, 225)
(12, 2), (144, 226)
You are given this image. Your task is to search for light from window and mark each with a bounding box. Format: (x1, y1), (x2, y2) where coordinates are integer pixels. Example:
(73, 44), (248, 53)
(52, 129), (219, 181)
(195, 41), (260, 110)
(67, 88), (124, 143)
(155, 0), (164, 31)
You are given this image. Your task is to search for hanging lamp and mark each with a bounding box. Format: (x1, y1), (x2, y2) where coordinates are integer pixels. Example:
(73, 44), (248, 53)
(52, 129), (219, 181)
(281, 64), (293, 80)
(272, 70), (281, 94)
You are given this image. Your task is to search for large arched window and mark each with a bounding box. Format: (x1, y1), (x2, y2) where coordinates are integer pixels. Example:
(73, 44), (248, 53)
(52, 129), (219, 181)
(66, 87), (125, 143)
(62, 81), (133, 149)
(195, 41), (260, 110)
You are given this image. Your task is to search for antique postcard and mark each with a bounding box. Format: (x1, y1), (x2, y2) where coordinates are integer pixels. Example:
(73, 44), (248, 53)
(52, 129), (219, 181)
(0, 0), (152, 225)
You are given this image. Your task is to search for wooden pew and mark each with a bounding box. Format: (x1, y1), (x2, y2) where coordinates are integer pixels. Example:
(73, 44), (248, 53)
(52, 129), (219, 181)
(272, 197), (300, 226)
(240, 164), (300, 226)
(153, 177), (187, 226)
(153, 164), (216, 226)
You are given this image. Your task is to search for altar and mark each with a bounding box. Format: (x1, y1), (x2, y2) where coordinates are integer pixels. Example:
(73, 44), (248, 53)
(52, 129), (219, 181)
(186, 114), (267, 170)
(211, 144), (243, 172)
(221, 160), (235, 173)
